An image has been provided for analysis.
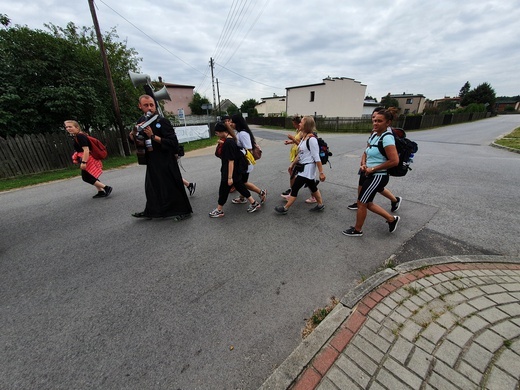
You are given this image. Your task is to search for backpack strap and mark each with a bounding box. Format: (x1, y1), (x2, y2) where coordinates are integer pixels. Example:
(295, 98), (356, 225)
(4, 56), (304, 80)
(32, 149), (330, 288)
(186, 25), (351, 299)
(305, 134), (318, 163)
(377, 132), (393, 159)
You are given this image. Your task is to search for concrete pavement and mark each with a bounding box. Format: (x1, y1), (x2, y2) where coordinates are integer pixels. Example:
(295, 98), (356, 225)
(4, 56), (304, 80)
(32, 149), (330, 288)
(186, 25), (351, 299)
(260, 255), (520, 389)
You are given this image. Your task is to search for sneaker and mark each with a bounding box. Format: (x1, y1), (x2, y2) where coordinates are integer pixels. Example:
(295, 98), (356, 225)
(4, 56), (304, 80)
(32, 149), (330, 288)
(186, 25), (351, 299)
(309, 204), (325, 212)
(305, 196), (317, 204)
(260, 189), (267, 204)
(247, 201), (261, 213)
(132, 211), (151, 219)
(274, 205), (288, 215)
(209, 208), (224, 218)
(347, 202), (358, 210)
(103, 186), (113, 197)
(281, 193), (290, 200)
(93, 191), (106, 198)
(281, 188), (291, 196)
(388, 216), (400, 233)
(342, 227), (363, 237)
(187, 182), (196, 196)
(391, 197), (402, 212)
(173, 213), (192, 221)
(231, 197), (248, 204)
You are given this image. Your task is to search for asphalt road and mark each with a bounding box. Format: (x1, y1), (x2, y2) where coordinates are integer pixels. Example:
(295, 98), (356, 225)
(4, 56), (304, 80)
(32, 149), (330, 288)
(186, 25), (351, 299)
(1, 115), (519, 389)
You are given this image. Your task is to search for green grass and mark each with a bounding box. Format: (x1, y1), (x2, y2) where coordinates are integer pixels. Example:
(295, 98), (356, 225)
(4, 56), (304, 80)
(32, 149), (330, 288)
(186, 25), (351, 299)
(0, 136), (219, 192)
(495, 127), (520, 150)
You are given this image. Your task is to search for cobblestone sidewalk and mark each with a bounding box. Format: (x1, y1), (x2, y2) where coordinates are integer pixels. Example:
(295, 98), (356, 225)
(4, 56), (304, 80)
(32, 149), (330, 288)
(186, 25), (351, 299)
(260, 255), (520, 390)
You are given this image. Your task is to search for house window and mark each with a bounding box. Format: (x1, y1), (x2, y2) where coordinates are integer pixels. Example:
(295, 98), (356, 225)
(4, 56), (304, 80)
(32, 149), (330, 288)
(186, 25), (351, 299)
(406, 98), (413, 104)
(310, 91), (315, 102)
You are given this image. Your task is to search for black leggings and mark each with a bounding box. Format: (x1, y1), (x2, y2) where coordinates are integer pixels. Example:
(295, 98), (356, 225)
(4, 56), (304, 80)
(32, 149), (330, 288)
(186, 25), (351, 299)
(81, 170), (98, 185)
(218, 174), (251, 206)
(290, 175), (318, 197)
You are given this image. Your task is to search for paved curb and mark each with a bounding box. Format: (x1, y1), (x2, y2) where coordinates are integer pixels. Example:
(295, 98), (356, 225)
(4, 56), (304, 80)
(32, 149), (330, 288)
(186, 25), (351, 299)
(490, 141), (520, 154)
(258, 255), (520, 390)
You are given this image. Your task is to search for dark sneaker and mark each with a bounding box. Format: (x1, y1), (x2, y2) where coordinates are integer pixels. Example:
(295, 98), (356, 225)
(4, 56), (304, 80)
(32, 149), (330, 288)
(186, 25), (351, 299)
(342, 227), (363, 237)
(188, 182), (196, 196)
(104, 186), (112, 197)
(247, 201), (261, 213)
(209, 208), (224, 218)
(309, 204), (325, 212)
(274, 205), (288, 215)
(93, 191), (106, 198)
(260, 189), (267, 204)
(281, 188), (291, 196)
(388, 216), (400, 233)
(347, 202), (358, 210)
(391, 197), (402, 212)
(132, 211), (151, 219)
(173, 213), (192, 221)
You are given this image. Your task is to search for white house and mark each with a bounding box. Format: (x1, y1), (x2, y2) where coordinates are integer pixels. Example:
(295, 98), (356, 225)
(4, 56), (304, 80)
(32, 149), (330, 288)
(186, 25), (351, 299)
(286, 77), (367, 118)
(255, 95), (286, 117)
(362, 99), (381, 118)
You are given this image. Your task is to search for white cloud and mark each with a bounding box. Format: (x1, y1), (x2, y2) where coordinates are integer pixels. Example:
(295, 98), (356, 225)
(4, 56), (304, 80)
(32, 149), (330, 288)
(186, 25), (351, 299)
(2, 0), (519, 107)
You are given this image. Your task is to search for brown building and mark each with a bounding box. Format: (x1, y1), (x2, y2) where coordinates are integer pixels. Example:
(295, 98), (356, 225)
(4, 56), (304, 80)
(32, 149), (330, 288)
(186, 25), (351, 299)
(162, 83), (195, 115)
(386, 93), (426, 115)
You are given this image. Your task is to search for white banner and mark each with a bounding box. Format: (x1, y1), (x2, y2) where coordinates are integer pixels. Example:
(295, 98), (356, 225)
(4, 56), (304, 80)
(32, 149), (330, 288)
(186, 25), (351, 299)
(175, 125), (210, 143)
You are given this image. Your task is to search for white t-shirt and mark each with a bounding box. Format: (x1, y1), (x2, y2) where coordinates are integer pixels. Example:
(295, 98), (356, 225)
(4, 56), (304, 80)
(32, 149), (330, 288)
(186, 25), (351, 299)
(236, 130), (254, 173)
(297, 136), (320, 180)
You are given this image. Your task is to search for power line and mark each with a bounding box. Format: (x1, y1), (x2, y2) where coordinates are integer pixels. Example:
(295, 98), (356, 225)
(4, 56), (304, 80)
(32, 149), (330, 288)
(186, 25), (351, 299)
(95, 0), (205, 77)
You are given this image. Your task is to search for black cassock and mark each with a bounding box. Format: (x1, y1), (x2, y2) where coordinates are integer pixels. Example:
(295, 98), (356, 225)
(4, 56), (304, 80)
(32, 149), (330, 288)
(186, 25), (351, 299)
(133, 115), (192, 218)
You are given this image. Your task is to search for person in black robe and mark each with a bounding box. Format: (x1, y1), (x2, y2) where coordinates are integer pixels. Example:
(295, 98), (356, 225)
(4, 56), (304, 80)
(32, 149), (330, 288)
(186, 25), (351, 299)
(129, 95), (192, 220)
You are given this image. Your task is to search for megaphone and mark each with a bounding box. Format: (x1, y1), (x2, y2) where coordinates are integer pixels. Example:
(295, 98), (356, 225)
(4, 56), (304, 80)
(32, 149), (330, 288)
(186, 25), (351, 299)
(129, 71), (151, 88)
(154, 86), (171, 101)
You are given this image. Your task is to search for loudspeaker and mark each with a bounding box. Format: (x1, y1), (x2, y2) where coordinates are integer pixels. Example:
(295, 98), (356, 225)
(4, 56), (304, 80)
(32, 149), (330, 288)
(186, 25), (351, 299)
(154, 86), (171, 101)
(129, 71), (151, 88)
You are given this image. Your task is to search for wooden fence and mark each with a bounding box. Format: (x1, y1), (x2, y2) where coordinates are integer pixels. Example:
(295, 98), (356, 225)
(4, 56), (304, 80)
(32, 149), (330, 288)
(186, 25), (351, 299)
(249, 112), (492, 132)
(0, 112), (493, 179)
(0, 130), (126, 179)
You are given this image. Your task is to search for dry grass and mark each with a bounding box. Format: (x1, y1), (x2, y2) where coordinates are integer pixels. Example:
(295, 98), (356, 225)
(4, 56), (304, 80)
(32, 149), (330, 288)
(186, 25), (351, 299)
(302, 297), (339, 339)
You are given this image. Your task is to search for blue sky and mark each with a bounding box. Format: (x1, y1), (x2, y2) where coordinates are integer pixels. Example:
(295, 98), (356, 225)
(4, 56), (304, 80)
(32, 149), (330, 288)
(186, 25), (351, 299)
(2, 0), (519, 106)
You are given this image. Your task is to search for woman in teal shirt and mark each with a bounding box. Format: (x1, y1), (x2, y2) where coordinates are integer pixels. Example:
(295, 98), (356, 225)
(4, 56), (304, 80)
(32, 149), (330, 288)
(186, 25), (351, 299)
(343, 108), (401, 237)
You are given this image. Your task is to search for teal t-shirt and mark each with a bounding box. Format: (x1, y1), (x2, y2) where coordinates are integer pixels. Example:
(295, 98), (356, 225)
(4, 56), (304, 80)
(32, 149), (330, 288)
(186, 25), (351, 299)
(365, 129), (395, 174)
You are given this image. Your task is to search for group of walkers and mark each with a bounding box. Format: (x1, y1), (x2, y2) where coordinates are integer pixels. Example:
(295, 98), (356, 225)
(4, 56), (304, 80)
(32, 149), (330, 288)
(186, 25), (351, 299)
(66, 94), (403, 236)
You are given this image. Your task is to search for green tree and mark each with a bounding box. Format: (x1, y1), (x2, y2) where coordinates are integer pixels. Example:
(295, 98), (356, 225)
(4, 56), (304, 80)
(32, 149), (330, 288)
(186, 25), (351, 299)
(461, 82), (496, 112)
(380, 94), (399, 109)
(0, 13), (10, 27)
(188, 92), (211, 115)
(0, 21), (141, 137)
(240, 98), (259, 117)
(459, 103), (486, 113)
(459, 81), (471, 100)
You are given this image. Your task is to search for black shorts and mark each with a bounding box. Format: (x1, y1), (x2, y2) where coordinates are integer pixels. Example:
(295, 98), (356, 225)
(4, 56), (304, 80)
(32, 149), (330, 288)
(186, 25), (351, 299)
(358, 174), (389, 204)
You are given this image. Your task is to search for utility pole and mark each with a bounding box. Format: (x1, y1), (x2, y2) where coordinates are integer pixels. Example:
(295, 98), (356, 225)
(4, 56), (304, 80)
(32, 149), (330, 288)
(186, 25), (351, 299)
(216, 78), (222, 115)
(88, 0), (131, 156)
(210, 57), (217, 114)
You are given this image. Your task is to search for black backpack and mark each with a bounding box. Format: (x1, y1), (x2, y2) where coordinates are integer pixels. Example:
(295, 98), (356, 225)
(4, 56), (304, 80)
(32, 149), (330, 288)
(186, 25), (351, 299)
(377, 128), (418, 177)
(306, 133), (332, 167)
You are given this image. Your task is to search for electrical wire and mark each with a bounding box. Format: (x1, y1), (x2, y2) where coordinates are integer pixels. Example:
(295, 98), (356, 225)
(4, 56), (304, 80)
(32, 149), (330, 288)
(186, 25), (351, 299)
(96, 0), (205, 77)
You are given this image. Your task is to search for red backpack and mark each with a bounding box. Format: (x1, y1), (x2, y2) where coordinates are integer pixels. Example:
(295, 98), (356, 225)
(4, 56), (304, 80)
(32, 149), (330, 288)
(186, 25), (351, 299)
(75, 134), (108, 160)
